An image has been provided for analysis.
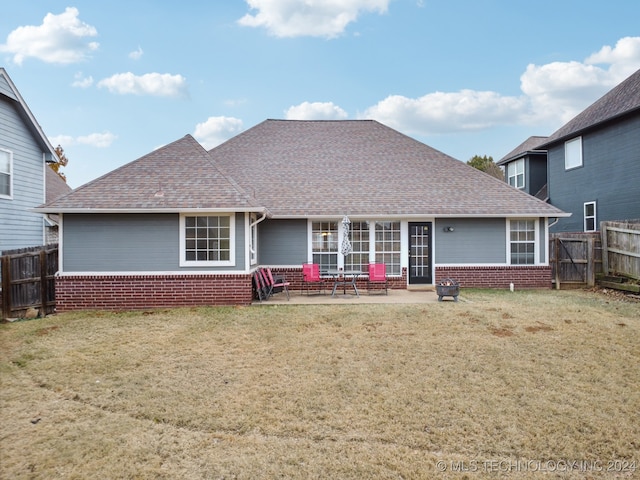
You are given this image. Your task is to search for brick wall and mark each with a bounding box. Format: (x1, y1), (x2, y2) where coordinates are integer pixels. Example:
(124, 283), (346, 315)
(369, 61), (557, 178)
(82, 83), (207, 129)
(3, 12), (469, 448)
(435, 266), (552, 289)
(56, 274), (254, 312)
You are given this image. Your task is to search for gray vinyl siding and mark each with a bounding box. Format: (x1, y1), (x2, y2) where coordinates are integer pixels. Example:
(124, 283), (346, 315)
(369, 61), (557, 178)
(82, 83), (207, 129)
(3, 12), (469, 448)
(62, 213), (246, 272)
(548, 115), (640, 232)
(434, 218), (506, 264)
(0, 93), (45, 253)
(258, 219), (307, 265)
(528, 156), (547, 197)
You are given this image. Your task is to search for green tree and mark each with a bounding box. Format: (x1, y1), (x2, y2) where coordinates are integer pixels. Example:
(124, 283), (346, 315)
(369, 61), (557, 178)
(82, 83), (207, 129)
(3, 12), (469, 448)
(49, 145), (69, 182)
(467, 154), (504, 181)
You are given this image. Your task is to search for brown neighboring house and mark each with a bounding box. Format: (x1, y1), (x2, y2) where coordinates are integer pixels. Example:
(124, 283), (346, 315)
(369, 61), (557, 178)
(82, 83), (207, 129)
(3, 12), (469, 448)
(37, 119), (567, 311)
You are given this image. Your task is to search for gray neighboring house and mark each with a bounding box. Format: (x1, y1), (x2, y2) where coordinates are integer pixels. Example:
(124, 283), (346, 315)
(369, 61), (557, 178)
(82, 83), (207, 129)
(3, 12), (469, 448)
(37, 119), (568, 311)
(499, 68), (640, 233)
(1, 68), (58, 254)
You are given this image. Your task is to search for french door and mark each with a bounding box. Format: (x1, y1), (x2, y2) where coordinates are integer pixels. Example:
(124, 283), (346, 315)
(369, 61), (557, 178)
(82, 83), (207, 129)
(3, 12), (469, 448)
(408, 222), (432, 284)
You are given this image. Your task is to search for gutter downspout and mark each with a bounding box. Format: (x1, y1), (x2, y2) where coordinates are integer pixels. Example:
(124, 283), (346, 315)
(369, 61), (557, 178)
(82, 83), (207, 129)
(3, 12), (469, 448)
(249, 212), (268, 266)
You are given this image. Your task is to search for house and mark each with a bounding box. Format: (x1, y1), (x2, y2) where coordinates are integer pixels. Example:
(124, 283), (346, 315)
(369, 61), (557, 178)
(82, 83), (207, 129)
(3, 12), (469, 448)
(499, 68), (640, 233)
(497, 136), (549, 201)
(44, 166), (73, 244)
(1, 68), (58, 254)
(37, 119), (567, 311)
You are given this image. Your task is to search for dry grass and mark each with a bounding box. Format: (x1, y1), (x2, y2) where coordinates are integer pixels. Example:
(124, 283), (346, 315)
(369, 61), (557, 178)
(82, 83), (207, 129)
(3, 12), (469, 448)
(1, 289), (639, 479)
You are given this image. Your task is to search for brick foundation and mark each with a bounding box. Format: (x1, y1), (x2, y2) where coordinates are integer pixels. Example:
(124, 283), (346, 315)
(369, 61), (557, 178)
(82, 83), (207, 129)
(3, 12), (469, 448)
(435, 265), (552, 289)
(55, 274), (254, 312)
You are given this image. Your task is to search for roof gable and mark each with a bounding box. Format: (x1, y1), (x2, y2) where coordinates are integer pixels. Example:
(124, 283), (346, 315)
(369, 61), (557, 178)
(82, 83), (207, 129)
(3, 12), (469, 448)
(0, 68), (57, 160)
(41, 135), (263, 212)
(541, 68), (640, 146)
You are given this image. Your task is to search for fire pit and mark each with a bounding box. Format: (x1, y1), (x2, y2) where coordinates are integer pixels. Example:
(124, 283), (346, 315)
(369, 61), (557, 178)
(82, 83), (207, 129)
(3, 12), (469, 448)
(436, 278), (459, 302)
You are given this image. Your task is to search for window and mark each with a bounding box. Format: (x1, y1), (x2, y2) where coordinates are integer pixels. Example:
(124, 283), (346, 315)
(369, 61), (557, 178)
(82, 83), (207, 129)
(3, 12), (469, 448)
(312, 221), (338, 271)
(507, 158), (525, 189)
(344, 221), (370, 272)
(584, 201), (596, 232)
(180, 214), (234, 266)
(375, 221), (401, 275)
(0, 149), (12, 198)
(565, 137), (582, 170)
(509, 219), (536, 265)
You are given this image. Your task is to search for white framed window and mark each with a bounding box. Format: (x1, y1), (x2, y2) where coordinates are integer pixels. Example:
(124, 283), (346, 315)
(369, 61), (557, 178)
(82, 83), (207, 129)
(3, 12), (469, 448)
(584, 201), (596, 232)
(310, 219), (402, 275)
(179, 214), (235, 267)
(0, 148), (12, 198)
(312, 221), (338, 271)
(509, 219), (536, 265)
(375, 221), (401, 275)
(249, 213), (258, 265)
(565, 137), (583, 170)
(507, 158), (525, 189)
(344, 221), (370, 272)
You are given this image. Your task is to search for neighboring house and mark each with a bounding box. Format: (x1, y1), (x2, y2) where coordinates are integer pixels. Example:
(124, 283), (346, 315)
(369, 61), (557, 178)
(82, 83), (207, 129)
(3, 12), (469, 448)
(1, 68), (58, 254)
(499, 68), (640, 233)
(497, 136), (549, 201)
(37, 119), (567, 311)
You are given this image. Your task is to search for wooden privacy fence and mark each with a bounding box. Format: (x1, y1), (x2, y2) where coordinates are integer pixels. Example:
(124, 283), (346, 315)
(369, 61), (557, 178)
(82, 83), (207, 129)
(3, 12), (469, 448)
(600, 220), (640, 280)
(549, 232), (602, 289)
(1, 245), (58, 320)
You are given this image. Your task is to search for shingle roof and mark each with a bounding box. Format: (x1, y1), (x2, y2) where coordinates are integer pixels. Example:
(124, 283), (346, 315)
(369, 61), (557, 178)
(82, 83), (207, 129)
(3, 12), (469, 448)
(41, 135), (262, 212)
(540, 68), (640, 147)
(497, 136), (548, 165)
(38, 119), (566, 218)
(210, 120), (565, 217)
(45, 167), (72, 203)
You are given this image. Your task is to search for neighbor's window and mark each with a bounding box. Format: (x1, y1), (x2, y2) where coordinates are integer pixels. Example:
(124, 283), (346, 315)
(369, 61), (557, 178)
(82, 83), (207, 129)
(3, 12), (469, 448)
(0, 149), (12, 198)
(180, 214), (234, 266)
(509, 219), (536, 265)
(312, 221), (338, 271)
(507, 158), (525, 189)
(565, 137), (583, 170)
(375, 221), (401, 275)
(344, 221), (370, 272)
(584, 201), (597, 232)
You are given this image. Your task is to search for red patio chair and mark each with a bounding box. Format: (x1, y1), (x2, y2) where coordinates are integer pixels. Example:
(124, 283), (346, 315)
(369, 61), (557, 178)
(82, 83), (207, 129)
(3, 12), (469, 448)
(261, 268), (290, 300)
(253, 269), (269, 301)
(302, 263), (325, 295)
(367, 263), (388, 295)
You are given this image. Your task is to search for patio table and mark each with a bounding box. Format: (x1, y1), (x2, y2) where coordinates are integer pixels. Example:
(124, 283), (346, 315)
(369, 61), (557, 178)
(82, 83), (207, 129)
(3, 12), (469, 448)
(326, 269), (363, 297)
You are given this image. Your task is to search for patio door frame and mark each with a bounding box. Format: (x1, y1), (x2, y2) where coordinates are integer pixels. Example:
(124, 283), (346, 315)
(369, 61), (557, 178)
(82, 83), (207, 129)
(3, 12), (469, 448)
(408, 222), (433, 285)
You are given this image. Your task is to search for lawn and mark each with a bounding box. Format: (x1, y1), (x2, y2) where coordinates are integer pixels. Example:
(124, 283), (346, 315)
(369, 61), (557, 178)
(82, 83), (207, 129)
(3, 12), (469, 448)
(1, 289), (639, 479)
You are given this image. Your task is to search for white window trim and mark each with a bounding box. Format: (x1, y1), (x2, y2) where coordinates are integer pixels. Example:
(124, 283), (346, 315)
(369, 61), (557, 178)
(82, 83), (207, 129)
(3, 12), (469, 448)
(507, 218), (539, 266)
(584, 201), (597, 232)
(565, 137), (583, 170)
(507, 158), (525, 189)
(0, 148), (13, 199)
(179, 213), (235, 267)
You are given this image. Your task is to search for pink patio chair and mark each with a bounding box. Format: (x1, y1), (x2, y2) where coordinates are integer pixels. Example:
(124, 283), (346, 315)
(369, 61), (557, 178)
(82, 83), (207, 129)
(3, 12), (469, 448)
(261, 268), (290, 300)
(302, 263), (325, 295)
(367, 263), (388, 295)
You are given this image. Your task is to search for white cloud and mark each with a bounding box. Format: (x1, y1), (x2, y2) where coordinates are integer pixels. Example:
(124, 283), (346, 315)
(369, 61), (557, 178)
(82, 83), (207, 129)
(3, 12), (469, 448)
(129, 46), (144, 60)
(0, 7), (98, 65)
(71, 72), (94, 88)
(49, 132), (117, 148)
(361, 36), (640, 136)
(238, 0), (390, 38)
(285, 101), (348, 120)
(97, 72), (188, 98)
(194, 117), (244, 149)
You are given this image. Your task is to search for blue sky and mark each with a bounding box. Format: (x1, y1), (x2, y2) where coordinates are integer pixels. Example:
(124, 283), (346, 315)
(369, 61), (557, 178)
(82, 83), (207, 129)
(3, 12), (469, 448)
(2, 1), (640, 188)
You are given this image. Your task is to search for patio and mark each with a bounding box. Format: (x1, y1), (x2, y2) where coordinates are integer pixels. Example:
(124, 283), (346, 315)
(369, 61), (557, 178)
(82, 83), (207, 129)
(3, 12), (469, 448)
(252, 287), (448, 305)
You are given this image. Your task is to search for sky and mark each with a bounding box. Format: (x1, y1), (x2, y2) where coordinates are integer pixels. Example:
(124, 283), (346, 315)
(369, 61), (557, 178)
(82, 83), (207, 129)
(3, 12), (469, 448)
(2, 1), (640, 189)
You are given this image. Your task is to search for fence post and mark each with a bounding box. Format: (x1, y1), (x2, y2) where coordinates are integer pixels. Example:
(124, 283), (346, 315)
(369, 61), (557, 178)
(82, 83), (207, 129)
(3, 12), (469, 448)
(600, 221), (609, 276)
(587, 235), (595, 287)
(1, 255), (11, 319)
(40, 249), (48, 315)
(554, 236), (560, 290)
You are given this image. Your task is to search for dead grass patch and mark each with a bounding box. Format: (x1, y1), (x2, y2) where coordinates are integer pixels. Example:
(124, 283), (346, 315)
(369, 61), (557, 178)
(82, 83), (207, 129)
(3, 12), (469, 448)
(1, 289), (639, 479)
